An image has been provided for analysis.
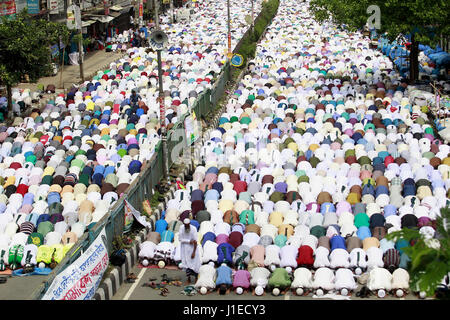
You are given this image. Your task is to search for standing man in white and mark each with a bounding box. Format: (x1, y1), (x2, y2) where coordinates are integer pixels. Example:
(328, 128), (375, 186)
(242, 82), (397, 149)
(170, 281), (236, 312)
(179, 218), (201, 284)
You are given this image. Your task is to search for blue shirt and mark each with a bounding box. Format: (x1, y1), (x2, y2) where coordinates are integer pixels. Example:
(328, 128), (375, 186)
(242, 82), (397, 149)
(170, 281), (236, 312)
(379, 238), (395, 253)
(191, 189), (204, 201)
(155, 219), (168, 235)
(330, 235), (346, 251)
(357, 226), (371, 241)
(202, 232), (216, 247)
(47, 192), (61, 206)
(161, 230), (174, 243)
(395, 239), (410, 255)
(383, 205), (397, 217)
(320, 202), (335, 214)
(216, 265), (233, 285)
(217, 243), (235, 265)
(204, 189), (220, 202)
(231, 223), (245, 235)
(190, 220), (200, 231)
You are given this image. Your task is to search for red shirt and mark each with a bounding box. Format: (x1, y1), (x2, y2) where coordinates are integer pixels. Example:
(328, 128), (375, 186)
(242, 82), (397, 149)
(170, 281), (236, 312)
(16, 184), (29, 196)
(233, 180), (247, 195)
(228, 231), (243, 249)
(191, 200), (205, 217)
(9, 162), (22, 170)
(296, 245), (314, 267)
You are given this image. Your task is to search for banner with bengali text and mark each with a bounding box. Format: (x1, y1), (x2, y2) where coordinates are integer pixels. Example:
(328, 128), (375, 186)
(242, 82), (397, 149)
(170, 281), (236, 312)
(41, 228), (109, 300)
(27, 0), (39, 14)
(0, 0), (17, 17)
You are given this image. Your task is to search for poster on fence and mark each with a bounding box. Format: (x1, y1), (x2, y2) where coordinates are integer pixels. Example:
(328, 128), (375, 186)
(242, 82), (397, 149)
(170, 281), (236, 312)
(41, 228), (109, 300)
(184, 111), (200, 146)
(123, 200), (134, 234)
(124, 200), (151, 233)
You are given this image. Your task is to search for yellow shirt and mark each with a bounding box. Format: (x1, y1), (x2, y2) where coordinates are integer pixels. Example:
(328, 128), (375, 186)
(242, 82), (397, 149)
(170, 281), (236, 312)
(269, 211), (284, 228)
(362, 237), (380, 251)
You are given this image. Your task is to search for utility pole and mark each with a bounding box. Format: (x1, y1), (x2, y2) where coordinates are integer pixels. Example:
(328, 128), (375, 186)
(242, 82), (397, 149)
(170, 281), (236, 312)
(73, 0), (84, 82)
(154, 0), (159, 28)
(153, 0), (169, 179)
(227, 0), (231, 59)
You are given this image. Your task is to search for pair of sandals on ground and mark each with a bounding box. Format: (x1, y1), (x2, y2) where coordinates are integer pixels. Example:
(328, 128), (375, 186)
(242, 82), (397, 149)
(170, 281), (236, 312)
(140, 273), (183, 296)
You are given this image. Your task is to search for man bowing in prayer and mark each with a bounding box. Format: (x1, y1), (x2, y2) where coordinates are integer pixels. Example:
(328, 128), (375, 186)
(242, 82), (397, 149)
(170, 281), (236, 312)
(179, 218), (201, 284)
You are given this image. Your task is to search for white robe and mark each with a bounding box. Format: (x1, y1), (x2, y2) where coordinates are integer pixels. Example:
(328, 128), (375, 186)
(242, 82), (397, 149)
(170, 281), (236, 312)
(314, 246), (331, 268)
(21, 244), (37, 266)
(366, 247), (384, 270)
(329, 248), (350, 268)
(250, 267), (271, 288)
(138, 241), (156, 259)
(334, 268), (357, 290)
(312, 267), (335, 291)
(194, 264), (216, 289)
(201, 240), (218, 263)
(178, 225), (201, 273)
(291, 267), (313, 289)
(264, 244), (281, 266)
(349, 248), (368, 269)
(367, 267), (392, 291)
(392, 268), (410, 290)
(280, 244), (298, 268)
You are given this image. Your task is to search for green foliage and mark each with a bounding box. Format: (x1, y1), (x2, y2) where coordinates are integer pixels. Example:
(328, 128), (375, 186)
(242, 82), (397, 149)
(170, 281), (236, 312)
(309, 0), (449, 46)
(150, 190), (162, 209)
(386, 206), (450, 298)
(0, 9), (71, 109)
(71, 33), (93, 49)
(309, 0), (449, 81)
(234, 0), (280, 66)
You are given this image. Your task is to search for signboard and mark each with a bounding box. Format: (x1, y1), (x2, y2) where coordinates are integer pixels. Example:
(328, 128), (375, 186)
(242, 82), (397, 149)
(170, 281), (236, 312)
(48, 0), (58, 14)
(0, 0), (17, 17)
(177, 8), (190, 21)
(50, 44), (59, 57)
(184, 111), (200, 145)
(231, 54), (244, 67)
(66, 4), (81, 30)
(27, 0), (39, 14)
(139, 2), (142, 17)
(159, 95), (166, 128)
(41, 228), (109, 300)
(15, 0), (26, 13)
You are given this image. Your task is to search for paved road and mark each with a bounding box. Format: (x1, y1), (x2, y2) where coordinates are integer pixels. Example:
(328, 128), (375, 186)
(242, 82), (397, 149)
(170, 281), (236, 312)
(0, 274), (48, 300)
(112, 264), (419, 301)
(16, 50), (125, 92)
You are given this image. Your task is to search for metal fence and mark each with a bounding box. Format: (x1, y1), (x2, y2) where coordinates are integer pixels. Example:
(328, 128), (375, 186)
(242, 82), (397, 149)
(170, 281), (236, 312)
(31, 59), (231, 299)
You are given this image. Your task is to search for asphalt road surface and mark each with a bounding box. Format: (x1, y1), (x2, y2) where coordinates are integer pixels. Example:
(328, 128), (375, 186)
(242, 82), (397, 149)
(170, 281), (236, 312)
(112, 264), (420, 301)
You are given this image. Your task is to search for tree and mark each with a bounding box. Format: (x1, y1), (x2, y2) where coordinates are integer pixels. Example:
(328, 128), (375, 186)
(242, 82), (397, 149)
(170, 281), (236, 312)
(35, 18), (71, 89)
(309, 0), (450, 82)
(385, 206), (450, 298)
(0, 9), (70, 117)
